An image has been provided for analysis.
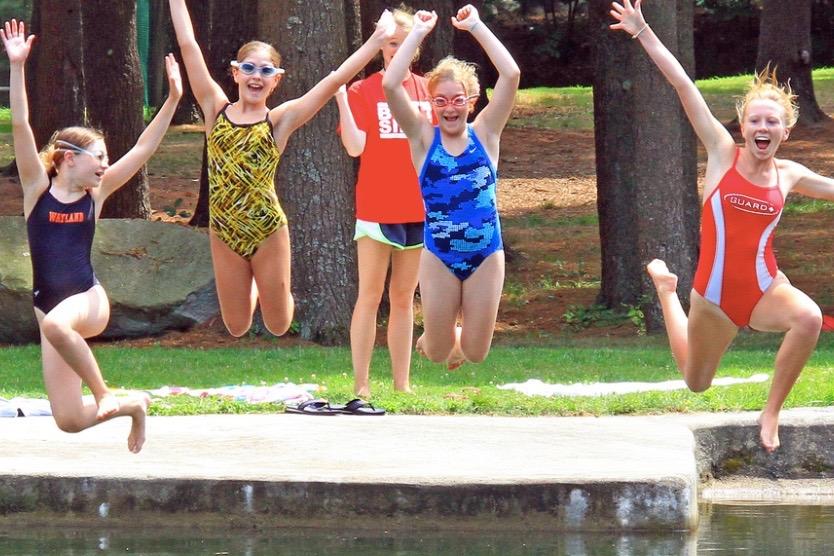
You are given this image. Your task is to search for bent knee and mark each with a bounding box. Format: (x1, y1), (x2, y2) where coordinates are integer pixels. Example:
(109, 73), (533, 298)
(423, 343), (453, 363)
(40, 317), (72, 345)
(461, 346), (489, 364)
(53, 413), (85, 433)
(792, 306), (823, 335)
(223, 317), (252, 338)
(264, 318), (291, 337)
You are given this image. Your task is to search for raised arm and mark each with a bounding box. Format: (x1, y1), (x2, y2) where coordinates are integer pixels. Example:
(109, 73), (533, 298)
(455, 6), (520, 137)
(610, 0), (733, 155)
(270, 11), (395, 150)
(97, 54), (183, 202)
(334, 83), (365, 157)
(1, 20), (47, 196)
(382, 10), (436, 147)
(168, 0), (227, 120)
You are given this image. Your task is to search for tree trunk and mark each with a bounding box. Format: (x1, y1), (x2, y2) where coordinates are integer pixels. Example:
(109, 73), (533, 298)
(591, 0), (699, 332)
(28, 0), (85, 149)
(147, 0), (171, 109)
(756, 0), (827, 126)
(82, 1), (149, 219)
(172, 0), (207, 125)
(261, 1), (358, 345)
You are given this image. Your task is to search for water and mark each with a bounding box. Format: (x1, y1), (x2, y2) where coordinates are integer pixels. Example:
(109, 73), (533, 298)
(2, 504), (834, 555)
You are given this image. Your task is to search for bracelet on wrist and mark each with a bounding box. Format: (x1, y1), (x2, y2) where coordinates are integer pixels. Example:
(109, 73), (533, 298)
(631, 23), (649, 40)
(470, 21), (482, 33)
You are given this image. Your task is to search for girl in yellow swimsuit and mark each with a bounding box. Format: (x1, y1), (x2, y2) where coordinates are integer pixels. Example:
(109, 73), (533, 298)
(170, 0), (396, 336)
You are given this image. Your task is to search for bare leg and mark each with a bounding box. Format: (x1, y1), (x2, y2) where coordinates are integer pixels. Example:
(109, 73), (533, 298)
(37, 286), (116, 419)
(749, 275), (822, 452)
(646, 259), (738, 391)
(350, 238), (391, 397)
(416, 250), (462, 364)
(458, 251), (505, 363)
(252, 226), (295, 336)
(209, 231), (257, 337)
(37, 289), (151, 453)
(388, 247), (421, 391)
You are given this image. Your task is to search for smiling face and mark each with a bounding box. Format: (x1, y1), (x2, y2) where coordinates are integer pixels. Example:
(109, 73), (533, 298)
(233, 48), (282, 104)
(740, 98), (790, 160)
(64, 139), (109, 190)
(431, 79), (475, 137)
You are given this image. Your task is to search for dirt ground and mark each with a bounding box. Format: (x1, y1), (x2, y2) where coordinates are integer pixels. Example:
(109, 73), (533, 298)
(3, 122), (834, 348)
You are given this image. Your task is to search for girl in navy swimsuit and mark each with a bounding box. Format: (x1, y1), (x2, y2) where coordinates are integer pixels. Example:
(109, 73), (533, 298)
(2, 20), (182, 453)
(383, 5), (519, 369)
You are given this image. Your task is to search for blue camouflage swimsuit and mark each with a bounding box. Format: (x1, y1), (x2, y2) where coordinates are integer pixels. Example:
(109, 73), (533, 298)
(418, 125), (502, 281)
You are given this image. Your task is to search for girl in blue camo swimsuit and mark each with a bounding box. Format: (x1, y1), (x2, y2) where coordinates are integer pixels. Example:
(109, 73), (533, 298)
(383, 4), (519, 368)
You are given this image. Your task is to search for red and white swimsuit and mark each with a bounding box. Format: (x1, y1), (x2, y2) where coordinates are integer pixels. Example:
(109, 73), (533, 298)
(693, 149), (784, 326)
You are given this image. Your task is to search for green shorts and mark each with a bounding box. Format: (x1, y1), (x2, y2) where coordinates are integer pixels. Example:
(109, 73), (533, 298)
(354, 219), (424, 250)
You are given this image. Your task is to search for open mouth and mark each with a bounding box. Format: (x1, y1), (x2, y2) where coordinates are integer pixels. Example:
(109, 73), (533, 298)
(754, 136), (771, 151)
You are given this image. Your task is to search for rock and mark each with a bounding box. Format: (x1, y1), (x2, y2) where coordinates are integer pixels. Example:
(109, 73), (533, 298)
(0, 217), (218, 344)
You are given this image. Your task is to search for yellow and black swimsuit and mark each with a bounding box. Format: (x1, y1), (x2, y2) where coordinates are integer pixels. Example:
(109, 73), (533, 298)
(207, 104), (286, 259)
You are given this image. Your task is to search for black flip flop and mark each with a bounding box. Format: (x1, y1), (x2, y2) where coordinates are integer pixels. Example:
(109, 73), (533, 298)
(330, 398), (385, 416)
(284, 399), (337, 416)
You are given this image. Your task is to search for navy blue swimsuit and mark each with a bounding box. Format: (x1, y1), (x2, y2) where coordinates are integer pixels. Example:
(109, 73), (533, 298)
(418, 125), (502, 280)
(26, 186), (97, 314)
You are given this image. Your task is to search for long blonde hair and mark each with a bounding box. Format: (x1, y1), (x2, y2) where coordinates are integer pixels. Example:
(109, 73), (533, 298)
(735, 65), (799, 128)
(40, 127), (105, 178)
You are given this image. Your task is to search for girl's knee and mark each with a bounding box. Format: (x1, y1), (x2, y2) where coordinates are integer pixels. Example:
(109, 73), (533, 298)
(423, 340), (453, 363)
(793, 305), (823, 335)
(263, 311), (292, 337)
(223, 316), (253, 338)
(388, 288), (416, 311)
(53, 412), (84, 433)
(682, 369), (712, 393)
(461, 344), (489, 364)
(40, 317), (71, 346)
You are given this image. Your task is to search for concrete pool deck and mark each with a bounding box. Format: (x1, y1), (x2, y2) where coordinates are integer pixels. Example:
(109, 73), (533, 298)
(3, 408), (834, 531)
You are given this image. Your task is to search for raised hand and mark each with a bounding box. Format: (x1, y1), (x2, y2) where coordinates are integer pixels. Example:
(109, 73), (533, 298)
(1, 19), (35, 64)
(165, 53), (183, 99)
(609, 0), (646, 36)
(451, 4), (481, 32)
(371, 9), (397, 42)
(412, 10), (438, 36)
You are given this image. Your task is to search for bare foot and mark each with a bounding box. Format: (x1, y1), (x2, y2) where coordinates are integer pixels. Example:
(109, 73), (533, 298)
(394, 384), (413, 394)
(126, 393), (151, 454)
(447, 325), (465, 370)
(758, 412), (780, 453)
(646, 259), (678, 294)
(96, 393), (120, 421)
(415, 334), (427, 358)
(355, 387), (371, 398)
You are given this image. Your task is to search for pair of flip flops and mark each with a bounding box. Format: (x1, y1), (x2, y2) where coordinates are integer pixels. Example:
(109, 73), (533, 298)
(284, 398), (385, 416)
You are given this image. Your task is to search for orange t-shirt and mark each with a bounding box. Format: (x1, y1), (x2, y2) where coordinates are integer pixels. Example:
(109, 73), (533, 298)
(347, 71), (433, 223)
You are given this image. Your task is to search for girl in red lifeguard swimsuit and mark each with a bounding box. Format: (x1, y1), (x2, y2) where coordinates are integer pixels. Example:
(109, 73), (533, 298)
(611, 0), (834, 452)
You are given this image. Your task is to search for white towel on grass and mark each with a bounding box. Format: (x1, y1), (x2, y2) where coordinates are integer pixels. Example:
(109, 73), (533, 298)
(0, 397), (53, 417)
(497, 373), (770, 397)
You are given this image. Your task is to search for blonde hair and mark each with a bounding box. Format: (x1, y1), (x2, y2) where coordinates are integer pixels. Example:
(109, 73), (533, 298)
(40, 127), (105, 178)
(236, 41), (282, 68)
(735, 65), (798, 129)
(426, 56), (480, 98)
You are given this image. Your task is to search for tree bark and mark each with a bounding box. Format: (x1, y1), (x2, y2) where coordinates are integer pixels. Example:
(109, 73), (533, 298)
(591, 0), (699, 332)
(28, 0), (85, 149)
(82, 1), (149, 219)
(261, 1), (358, 345)
(756, 0), (828, 126)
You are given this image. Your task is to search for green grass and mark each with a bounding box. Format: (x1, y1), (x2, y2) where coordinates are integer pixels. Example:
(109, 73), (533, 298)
(4, 334), (834, 416)
(506, 67), (834, 131)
